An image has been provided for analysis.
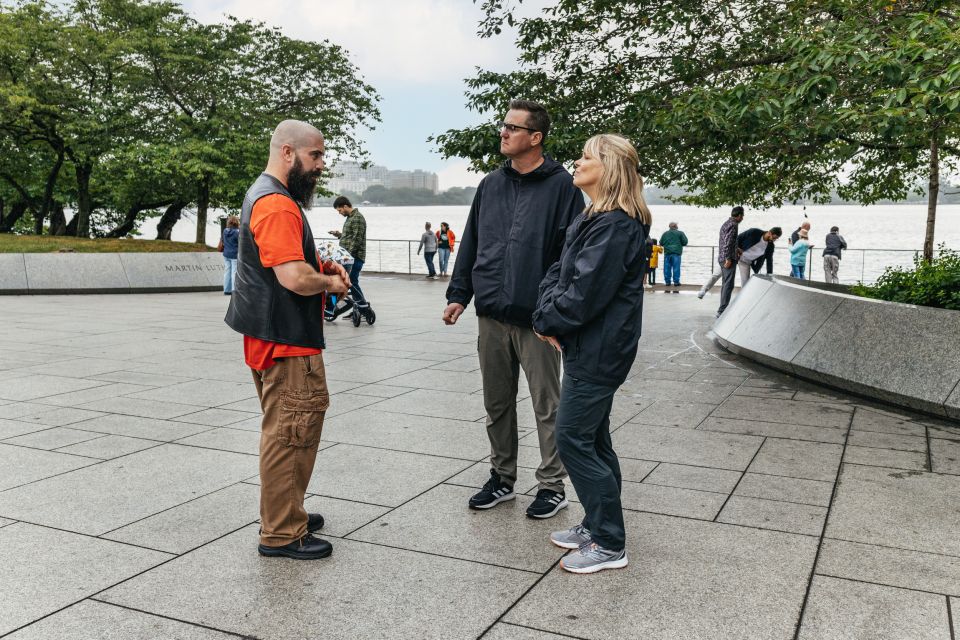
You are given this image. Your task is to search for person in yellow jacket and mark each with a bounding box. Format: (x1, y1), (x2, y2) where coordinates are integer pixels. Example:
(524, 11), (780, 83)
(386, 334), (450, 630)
(647, 238), (662, 285)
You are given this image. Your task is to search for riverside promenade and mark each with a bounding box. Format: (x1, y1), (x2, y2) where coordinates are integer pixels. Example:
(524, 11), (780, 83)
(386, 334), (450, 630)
(0, 278), (958, 639)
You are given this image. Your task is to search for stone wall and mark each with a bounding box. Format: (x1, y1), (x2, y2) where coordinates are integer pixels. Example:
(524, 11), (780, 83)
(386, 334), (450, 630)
(0, 252), (225, 294)
(712, 275), (960, 419)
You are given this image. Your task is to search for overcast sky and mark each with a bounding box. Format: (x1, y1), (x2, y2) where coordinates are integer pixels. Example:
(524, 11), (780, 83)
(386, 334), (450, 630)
(179, 1), (547, 188)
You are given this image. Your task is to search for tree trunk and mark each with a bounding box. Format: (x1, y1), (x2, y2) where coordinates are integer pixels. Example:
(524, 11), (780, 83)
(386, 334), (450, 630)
(48, 202), (67, 235)
(156, 199), (188, 240)
(73, 162), (94, 238)
(0, 201), (28, 233)
(195, 174), (211, 245)
(923, 133), (939, 263)
(39, 149), (65, 235)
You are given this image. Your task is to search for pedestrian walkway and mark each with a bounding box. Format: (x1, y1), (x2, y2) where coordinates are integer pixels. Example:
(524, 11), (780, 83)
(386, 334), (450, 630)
(0, 279), (957, 639)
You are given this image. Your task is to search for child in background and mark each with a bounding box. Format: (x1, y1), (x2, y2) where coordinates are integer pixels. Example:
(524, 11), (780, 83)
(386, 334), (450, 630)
(647, 238), (662, 285)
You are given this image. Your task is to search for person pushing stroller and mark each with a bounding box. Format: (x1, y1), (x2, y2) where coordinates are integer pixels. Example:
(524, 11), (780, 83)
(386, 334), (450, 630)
(319, 239), (375, 326)
(326, 196), (374, 325)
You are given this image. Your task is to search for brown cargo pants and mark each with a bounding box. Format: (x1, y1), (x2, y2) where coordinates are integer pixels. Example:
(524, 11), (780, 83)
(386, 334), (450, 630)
(478, 316), (565, 492)
(251, 353), (329, 547)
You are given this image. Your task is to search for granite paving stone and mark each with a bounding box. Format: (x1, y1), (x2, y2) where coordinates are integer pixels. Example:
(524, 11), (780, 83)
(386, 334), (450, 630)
(174, 427), (262, 456)
(0, 443), (258, 535)
(381, 368), (484, 393)
(930, 437), (960, 475)
(613, 423), (764, 470)
(323, 392), (388, 418)
(125, 379), (255, 407)
(300, 494), (392, 538)
(30, 382), (155, 408)
(817, 538), (960, 597)
(713, 395), (852, 429)
(99, 525), (535, 640)
(0, 374), (109, 402)
(21, 357), (131, 378)
(4, 426), (106, 450)
(505, 511), (818, 640)
(104, 483), (261, 553)
(0, 523), (170, 636)
(54, 434), (161, 460)
(3, 600), (238, 640)
(444, 461), (541, 496)
(618, 378), (739, 404)
(620, 481), (728, 519)
(718, 495), (827, 536)
(642, 462), (742, 493)
(797, 575), (950, 640)
(734, 473), (834, 507)
(0, 443), (98, 491)
(628, 399), (718, 428)
(349, 483), (579, 572)
(699, 416), (847, 444)
(322, 409), (489, 459)
(0, 402), (61, 420)
(0, 418), (58, 440)
(14, 406), (106, 427)
(171, 407), (258, 427)
(0, 517), (13, 527)
(68, 413), (212, 441)
(343, 383), (418, 398)
(843, 446), (929, 472)
(847, 429), (927, 452)
(826, 464), (960, 557)
(851, 408), (928, 437)
(371, 387), (487, 421)
(482, 624), (574, 640)
(88, 370), (197, 387)
(77, 396), (201, 419)
(748, 439), (843, 481)
(275, 443), (471, 507)
(323, 355), (430, 384)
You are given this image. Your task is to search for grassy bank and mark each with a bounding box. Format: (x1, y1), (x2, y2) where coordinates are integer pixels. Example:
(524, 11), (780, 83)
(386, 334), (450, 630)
(0, 234), (214, 253)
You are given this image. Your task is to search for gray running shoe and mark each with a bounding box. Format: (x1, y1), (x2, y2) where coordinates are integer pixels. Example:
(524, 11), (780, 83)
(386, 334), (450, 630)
(560, 542), (628, 574)
(550, 524), (591, 550)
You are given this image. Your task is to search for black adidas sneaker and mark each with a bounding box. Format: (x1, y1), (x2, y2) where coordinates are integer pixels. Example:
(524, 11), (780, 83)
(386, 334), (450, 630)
(468, 469), (515, 510)
(525, 489), (568, 519)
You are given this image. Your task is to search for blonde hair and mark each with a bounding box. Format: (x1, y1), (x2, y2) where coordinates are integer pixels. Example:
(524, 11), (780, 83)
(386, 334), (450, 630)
(226, 215), (240, 228)
(582, 134), (652, 225)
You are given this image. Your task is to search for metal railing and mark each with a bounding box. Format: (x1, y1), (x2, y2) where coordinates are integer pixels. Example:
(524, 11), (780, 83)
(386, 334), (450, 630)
(316, 237), (931, 286)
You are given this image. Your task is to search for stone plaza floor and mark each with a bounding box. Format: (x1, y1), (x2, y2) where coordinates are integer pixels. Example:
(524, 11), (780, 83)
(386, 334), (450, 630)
(0, 277), (959, 639)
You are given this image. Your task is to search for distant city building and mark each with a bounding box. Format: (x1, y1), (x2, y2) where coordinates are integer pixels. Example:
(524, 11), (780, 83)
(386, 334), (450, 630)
(329, 161), (439, 195)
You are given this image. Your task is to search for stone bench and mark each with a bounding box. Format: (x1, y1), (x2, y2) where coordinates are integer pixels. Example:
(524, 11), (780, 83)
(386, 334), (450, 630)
(711, 275), (960, 419)
(0, 252), (225, 294)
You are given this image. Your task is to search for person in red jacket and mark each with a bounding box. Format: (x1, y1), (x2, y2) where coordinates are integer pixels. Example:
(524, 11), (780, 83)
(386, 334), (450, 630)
(436, 221), (456, 277)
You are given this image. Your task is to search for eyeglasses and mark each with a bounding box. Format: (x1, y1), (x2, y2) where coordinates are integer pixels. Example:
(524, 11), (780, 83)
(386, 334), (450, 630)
(499, 121), (539, 134)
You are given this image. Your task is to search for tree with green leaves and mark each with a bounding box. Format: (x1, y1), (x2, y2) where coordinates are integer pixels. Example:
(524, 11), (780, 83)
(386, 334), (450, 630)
(437, 0), (959, 260)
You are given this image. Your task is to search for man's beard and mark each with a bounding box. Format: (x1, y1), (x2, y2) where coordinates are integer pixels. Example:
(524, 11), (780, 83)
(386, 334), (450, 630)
(286, 156), (321, 207)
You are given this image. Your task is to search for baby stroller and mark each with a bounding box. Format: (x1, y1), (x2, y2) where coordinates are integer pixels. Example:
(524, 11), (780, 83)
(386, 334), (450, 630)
(317, 240), (376, 327)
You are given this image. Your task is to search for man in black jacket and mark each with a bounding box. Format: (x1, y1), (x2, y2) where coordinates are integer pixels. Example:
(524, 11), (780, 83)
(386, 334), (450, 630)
(822, 226), (847, 283)
(737, 227), (782, 285)
(443, 99), (584, 519)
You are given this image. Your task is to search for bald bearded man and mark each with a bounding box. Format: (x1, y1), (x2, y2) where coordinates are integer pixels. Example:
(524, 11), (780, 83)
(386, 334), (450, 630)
(226, 120), (350, 560)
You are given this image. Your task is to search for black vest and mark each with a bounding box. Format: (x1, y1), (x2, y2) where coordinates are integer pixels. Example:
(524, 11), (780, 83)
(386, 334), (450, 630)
(224, 173), (325, 349)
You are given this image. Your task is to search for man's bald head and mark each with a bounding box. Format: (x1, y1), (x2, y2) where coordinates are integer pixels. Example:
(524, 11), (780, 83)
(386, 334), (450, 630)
(270, 120), (325, 159)
(265, 120), (326, 207)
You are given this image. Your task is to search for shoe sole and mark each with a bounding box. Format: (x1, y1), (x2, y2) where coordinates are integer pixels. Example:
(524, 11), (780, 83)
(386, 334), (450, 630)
(468, 493), (516, 510)
(526, 498), (569, 519)
(257, 547), (332, 560)
(550, 535), (586, 550)
(560, 554), (629, 574)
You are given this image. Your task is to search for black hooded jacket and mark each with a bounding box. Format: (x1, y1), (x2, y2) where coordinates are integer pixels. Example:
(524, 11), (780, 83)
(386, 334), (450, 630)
(446, 156), (585, 327)
(533, 209), (649, 387)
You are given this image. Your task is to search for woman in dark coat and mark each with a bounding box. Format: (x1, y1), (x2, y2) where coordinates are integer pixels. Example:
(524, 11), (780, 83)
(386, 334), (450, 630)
(533, 133), (651, 574)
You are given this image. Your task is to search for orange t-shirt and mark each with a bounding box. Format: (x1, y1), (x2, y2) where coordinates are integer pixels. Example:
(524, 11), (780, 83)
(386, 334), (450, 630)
(243, 193), (323, 370)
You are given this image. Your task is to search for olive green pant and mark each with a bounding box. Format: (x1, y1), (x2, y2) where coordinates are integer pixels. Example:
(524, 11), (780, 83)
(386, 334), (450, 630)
(477, 317), (565, 492)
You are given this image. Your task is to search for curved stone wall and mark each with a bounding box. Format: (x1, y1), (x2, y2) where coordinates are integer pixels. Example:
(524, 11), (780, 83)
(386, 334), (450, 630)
(0, 252), (225, 294)
(711, 275), (960, 420)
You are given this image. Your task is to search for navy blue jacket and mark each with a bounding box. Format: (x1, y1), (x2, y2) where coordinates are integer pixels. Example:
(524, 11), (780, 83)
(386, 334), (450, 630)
(533, 209), (649, 387)
(221, 227), (239, 259)
(446, 156), (584, 327)
(737, 227), (775, 274)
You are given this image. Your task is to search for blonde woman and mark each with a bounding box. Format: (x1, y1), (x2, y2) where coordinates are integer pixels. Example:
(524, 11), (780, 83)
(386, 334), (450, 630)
(532, 134), (651, 574)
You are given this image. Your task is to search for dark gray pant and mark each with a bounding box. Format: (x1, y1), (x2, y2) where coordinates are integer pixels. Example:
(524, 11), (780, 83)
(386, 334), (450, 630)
(555, 374), (624, 550)
(717, 265), (737, 315)
(477, 316), (565, 492)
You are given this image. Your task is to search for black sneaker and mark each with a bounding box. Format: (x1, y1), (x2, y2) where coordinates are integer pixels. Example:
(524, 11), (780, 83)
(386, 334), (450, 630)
(257, 534), (332, 560)
(307, 513), (324, 532)
(468, 469), (515, 510)
(525, 489), (569, 519)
